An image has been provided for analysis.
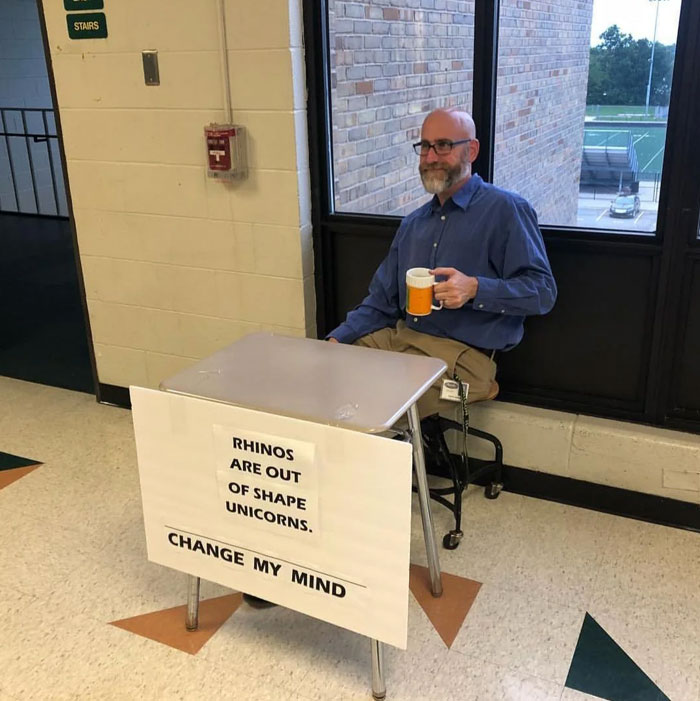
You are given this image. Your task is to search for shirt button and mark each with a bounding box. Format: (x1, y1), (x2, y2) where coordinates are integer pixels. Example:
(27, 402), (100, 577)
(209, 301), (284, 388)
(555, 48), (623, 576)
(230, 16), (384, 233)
(413, 317), (418, 322)
(500, 309), (505, 314)
(478, 304), (483, 309)
(440, 215), (446, 221)
(433, 242), (437, 247)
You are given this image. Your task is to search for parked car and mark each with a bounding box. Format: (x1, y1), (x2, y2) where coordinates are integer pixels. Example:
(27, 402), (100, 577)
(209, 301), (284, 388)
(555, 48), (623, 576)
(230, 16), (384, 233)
(609, 194), (641, 218)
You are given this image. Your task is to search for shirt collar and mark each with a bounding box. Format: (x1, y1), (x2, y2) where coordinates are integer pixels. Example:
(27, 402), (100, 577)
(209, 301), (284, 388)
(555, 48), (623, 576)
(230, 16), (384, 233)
(429, 173), (483, 212)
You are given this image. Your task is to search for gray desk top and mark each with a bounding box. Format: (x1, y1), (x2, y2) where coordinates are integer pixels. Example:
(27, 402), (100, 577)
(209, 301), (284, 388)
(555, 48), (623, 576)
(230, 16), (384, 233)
(159, 332), (446, 433)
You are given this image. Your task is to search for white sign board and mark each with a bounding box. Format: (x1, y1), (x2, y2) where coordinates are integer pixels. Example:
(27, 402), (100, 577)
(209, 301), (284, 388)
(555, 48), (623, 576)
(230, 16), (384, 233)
(130, 387), (413, 648)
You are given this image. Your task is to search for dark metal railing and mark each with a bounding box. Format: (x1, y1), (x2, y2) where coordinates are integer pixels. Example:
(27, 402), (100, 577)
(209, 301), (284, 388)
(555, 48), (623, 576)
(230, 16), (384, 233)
(0, 107), (67, 217)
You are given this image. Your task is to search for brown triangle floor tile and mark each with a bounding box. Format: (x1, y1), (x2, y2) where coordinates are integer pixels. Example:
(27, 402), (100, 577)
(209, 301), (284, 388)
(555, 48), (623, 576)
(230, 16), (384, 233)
(409, 563), (481, 649)
(110, 593), (243, 655)
(0, 464), (41, 490)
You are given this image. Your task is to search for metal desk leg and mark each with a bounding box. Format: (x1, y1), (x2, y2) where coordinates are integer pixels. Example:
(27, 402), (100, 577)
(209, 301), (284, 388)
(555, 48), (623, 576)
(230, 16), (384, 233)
(371, 639), (386, 700)
(186, 575), (201, 630)
(407, 402), (443, 597)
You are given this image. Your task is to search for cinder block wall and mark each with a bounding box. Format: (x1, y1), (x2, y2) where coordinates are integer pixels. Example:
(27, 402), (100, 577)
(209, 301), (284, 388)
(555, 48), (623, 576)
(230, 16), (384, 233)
(39, 0), (315, 389)
(468, 401), (700, 505)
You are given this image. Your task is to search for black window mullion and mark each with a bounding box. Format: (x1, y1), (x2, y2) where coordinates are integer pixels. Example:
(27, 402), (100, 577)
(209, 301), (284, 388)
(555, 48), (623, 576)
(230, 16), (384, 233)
(304, 0), (335, 334)
(642, 0), (700, 425)
(471, 0), (499, 183)
(645, 0), (700, 430)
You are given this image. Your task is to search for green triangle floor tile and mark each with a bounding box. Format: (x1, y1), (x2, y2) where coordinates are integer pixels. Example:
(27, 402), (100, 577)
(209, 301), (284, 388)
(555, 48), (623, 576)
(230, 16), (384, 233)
(566, 613), (670, 701)
(0, 452), (42, 470)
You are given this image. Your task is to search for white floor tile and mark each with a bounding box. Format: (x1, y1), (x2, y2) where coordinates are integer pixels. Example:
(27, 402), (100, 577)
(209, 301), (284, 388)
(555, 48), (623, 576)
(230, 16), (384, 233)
(589, 516), (700, 641)
(450, 581), (585, 684)
(560, 690), (605, 700)
(1, 378), (699, 701)
(389, 651), (563, 701)
(484, 496), (608, 609)
(411, 482), (525, 584)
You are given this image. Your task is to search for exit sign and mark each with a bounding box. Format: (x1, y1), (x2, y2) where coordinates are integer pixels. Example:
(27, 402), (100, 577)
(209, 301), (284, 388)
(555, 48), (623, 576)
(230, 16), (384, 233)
(66, 12), (108, 39)
(64, 0), (104, 9)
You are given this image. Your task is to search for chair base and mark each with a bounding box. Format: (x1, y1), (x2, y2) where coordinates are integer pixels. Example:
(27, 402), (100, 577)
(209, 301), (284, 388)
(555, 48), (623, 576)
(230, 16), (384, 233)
(417, 415), (504, 549)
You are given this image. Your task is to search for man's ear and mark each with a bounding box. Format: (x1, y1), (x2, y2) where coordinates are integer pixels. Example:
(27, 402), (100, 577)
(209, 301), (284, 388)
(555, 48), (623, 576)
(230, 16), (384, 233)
(469, 138), (480, 163)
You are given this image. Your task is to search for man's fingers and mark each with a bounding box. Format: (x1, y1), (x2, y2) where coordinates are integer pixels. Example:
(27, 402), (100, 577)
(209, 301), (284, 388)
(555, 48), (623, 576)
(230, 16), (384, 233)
(430, 267), (456, 277)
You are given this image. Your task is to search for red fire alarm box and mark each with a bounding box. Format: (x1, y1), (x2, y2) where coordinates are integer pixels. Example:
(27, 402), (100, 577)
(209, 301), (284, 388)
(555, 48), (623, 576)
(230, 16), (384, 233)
(204, 124), (247, 180)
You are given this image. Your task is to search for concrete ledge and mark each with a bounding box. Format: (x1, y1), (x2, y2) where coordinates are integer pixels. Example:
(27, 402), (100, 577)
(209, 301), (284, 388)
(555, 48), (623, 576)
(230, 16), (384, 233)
(465, 401), (700, 505)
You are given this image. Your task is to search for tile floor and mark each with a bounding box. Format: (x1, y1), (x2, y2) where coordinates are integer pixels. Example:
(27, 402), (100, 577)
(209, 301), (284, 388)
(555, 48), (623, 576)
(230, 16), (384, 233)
(1, 376), (698, 701)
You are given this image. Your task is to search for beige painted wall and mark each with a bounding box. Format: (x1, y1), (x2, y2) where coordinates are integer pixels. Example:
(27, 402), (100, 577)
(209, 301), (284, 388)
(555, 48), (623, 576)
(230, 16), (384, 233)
(40, 0), (314, 389)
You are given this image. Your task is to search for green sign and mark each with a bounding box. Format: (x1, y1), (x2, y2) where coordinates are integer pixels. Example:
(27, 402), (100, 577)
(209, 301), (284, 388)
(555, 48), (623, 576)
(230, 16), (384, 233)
(64, 0), (104, 10)
(66, 12), (108, 39)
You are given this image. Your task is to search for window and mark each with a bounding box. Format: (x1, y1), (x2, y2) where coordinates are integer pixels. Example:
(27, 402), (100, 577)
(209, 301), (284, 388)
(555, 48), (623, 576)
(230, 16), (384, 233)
(306, 0), (700, 432)
(328, 1), (475, 215)
(493, 0), (680, 234)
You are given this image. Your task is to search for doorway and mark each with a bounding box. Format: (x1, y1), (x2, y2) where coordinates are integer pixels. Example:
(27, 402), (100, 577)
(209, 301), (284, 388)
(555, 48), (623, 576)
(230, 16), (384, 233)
(0, 1), (93, 393)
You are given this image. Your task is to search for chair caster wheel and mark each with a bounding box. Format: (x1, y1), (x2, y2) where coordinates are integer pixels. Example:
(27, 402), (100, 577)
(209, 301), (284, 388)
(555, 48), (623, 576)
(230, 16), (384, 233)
(442, 530), (463, 550)
(485, 482), (503, 499)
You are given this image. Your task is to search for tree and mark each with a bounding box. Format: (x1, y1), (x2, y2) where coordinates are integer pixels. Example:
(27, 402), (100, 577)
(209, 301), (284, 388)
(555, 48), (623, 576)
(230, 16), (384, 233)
(586, 25), (676, 107)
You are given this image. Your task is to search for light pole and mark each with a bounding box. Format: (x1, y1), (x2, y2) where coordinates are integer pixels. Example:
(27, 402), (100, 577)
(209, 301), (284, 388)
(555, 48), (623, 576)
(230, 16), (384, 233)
(645, 0), (669, 117)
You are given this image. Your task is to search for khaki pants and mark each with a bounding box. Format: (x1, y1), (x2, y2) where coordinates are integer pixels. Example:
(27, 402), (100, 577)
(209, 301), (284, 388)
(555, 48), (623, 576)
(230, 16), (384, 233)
(354, 321), (497, 419)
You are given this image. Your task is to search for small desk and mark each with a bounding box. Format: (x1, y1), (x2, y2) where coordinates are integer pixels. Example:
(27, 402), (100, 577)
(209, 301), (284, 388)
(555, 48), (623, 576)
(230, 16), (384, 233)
(159, 332), (446, 699)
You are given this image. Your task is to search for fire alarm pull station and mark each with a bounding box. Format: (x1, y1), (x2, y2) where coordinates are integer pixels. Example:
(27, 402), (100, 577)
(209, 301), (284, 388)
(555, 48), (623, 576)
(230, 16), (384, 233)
(204, 124), (247, 180)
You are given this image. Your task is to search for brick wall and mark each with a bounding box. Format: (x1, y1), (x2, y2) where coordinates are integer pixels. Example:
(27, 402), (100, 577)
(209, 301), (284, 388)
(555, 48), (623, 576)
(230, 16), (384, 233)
(330, 0), (475, 216)
(493, 0), (594, 226)
(330, 0), (594, 223)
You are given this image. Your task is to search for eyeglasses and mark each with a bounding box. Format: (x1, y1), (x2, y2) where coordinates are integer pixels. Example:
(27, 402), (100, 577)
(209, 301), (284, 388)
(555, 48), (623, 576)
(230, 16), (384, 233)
(412, 138), (472, 156)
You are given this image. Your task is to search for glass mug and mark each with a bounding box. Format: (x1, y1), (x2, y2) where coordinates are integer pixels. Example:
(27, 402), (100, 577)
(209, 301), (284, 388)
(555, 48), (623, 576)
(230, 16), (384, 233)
(406, 267), (443, 316)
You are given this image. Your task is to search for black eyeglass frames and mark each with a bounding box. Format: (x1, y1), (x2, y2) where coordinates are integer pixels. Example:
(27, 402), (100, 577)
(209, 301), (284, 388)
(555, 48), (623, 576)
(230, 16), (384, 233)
(412, 138), (472, 156)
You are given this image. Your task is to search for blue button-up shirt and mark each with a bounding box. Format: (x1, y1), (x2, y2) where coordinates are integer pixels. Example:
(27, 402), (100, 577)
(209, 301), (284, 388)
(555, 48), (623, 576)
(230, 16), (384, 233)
(329, 174), (557, 351)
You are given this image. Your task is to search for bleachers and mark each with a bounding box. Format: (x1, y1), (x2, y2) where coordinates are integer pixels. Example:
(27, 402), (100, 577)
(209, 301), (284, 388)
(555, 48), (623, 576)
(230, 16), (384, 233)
(580, 129), (640, 192)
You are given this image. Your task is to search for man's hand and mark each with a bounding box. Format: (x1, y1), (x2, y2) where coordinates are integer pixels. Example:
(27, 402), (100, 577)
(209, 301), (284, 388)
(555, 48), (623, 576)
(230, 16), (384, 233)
(431, 267), (478, 309)
(327, 337), (339, 343)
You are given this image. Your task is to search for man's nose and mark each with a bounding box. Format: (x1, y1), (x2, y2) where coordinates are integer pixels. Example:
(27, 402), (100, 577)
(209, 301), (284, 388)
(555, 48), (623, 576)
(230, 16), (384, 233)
(424, 147), (439, 163)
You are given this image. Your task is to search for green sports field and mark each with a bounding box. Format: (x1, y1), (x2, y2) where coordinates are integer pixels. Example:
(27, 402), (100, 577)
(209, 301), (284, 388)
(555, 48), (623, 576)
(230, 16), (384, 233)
(583, 124), (666, 175)
(584, 105), (665, 121)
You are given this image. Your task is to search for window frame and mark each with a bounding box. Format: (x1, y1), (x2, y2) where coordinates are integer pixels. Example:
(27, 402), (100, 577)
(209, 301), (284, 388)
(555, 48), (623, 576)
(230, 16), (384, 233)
(304, 0), (700, 432)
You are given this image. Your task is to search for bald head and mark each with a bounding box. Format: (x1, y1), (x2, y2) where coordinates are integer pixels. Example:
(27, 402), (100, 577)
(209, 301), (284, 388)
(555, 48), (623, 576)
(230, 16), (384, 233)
(422, 109), (476, 140)
(418, 108), (480, 204)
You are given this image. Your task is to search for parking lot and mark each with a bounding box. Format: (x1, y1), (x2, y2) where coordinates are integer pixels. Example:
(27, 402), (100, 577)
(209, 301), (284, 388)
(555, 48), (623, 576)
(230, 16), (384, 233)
(577, 122), (664, 233)
(576, 181), (659, 233)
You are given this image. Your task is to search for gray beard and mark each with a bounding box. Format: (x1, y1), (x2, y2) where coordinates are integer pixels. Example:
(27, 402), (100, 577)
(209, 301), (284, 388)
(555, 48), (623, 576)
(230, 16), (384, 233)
(420, 168), (452, 194)
(419, 161), (470, 194)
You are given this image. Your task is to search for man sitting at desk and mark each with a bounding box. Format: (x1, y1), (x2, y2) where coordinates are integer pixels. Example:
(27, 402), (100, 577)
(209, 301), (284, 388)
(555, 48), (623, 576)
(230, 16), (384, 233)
(327, 108), (557, 417)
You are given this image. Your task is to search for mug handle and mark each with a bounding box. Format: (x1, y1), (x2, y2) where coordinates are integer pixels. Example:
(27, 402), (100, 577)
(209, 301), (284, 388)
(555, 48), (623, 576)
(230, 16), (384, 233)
(432, 285), (443, 310)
